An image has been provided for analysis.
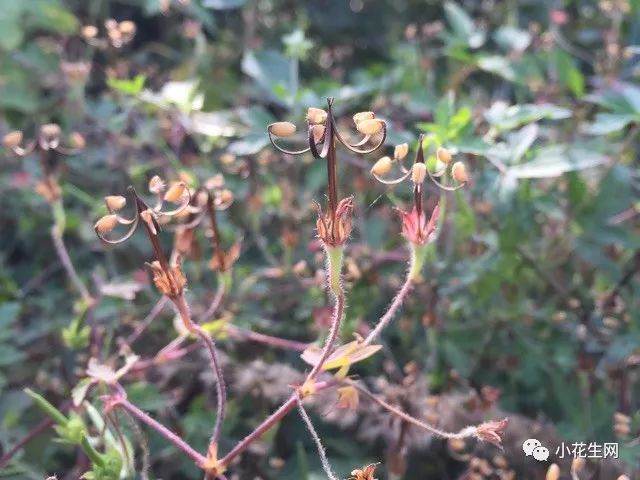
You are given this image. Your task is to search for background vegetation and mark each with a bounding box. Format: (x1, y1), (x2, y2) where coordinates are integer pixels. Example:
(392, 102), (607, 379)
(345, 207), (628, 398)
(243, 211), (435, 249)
(0, 0), (639, 479)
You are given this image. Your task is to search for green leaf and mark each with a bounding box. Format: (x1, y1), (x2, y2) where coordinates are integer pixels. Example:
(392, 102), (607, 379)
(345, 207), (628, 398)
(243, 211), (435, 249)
(484, 102), (571, 131)
(493, 26), (531, 51)
(505, 145), (607, 178)
(477, 55), (516, 81)
(107, 75), (146, 96)
(583, 113), (637, 135)
(444, 2), (485, 48)
(242, 50), (291, 99)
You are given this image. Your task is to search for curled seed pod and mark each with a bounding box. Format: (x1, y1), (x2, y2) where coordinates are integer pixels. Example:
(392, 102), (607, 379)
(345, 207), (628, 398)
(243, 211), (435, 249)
(436, 146), (452, 164)
(149, 175), (165, 194)
(82, 25), (98, 39)
(269, 121), (297, 137)
(371, 156), (393, 176)
(545, 464), (560, 480)
(95, 215), (119, 235)
(71, 132), (86, 149)
(394, 143), (409, 161)
(306, 108), (328, 125)
(356, 118), (384, 135)
(105, 195), (126, 211)
(311, 124), (326, 143)
(164, 182), (187, 203)
(3, 130), (23, 149)
(451, 161), (469, 183)
(353, 111), (375, 125)
(412, 162), (427, 184)
(140, 209), (157, 235)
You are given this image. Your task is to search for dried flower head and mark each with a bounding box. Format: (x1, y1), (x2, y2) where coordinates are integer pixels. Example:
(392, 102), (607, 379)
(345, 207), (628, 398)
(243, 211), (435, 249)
(349, 463), (378, 480)
(268, 98), (386, 248)
(148, 258), (187, 297)
(473, 418), (508, 447)
(164, 182), (188, 203)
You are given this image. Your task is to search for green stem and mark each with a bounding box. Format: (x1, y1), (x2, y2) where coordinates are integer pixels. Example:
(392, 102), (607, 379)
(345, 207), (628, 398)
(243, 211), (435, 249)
(325, 245), (344, 297)
(24, 389), (68, 426)
(80, 435), (105, 467)
(408, 243), (428, 281)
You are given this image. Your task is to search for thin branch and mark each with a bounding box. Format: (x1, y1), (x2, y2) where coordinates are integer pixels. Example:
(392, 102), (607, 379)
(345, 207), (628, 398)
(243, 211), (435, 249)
(226, 325), (309, 351)
(219, 380), (335, 468)
(173, 294), (227, 446)
(295, 392), (339, 480)
(306, 291), (345, 380)
(0, 418), (54, 467)
(112, 397), (207, 466)
(350, 381), (477, 440)
(124, 297), (169, 347)
(50, 225), (93, 305)
(363, 272), (413, 346)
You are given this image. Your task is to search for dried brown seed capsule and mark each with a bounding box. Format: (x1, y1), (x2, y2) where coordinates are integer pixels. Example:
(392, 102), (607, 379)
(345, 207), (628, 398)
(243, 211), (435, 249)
(164, 182), (187, 203)
(306, 107), (327, 125)
(3, 130), (23, 149)
(353, 111), (375, 125)
(105, 195), (126, 211)
(436, 146), (452, 164)
(394, 143), (409, 161)
(411, 162), (427, 184)
(149, 175), (165, 194)
(371, 156), (393, 176)
(269, 121), (296, 137)
(545, 464), (560, 480)
(82, 25), (98, 39)
(451, 161), (469, 183)
(356, 118), (384, 135)
(311, 124), (326, 143)
(95, 215), (119, 234)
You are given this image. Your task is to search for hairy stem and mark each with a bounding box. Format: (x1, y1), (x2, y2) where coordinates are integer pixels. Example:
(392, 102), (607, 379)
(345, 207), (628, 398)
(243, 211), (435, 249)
(219, 381), (334, 468)
(113, 398), (207, 466)
(173, 295), (227, 446)
(295, 392), (338, 480)
(350, 381), (477, 440)
(50, 221), (93, 306)
(306, 291), (345, 380)
(363, 269), (414, 347)
(226, 325), (309, 351)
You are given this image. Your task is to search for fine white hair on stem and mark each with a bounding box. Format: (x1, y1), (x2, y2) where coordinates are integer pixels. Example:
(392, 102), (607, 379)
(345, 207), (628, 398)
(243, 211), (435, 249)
(295, 392), (339, 480)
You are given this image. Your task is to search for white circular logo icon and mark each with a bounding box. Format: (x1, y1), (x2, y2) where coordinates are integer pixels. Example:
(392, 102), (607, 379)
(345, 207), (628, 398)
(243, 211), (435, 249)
(523, 438), (542, 456)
